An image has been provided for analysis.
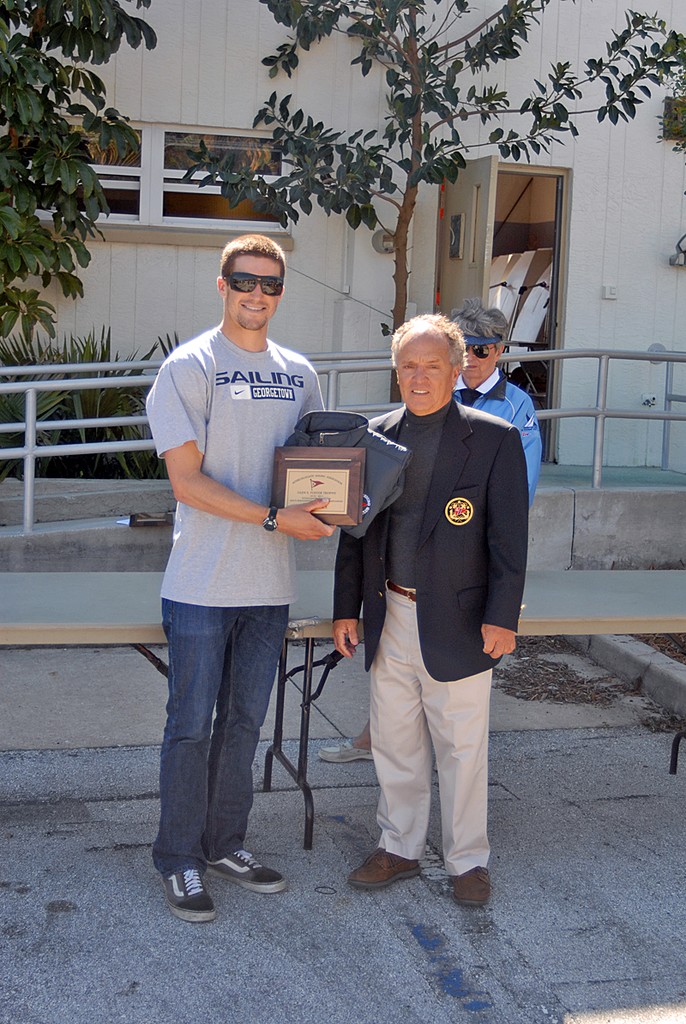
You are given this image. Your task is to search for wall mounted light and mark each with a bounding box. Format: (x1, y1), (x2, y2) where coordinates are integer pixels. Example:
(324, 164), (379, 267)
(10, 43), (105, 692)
(669, 232), (686, 266)
(371, 230), (395, 254)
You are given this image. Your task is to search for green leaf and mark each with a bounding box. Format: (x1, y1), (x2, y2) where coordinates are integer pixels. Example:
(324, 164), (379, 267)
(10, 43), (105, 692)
(59, 159), (78, 194)
(0, 204), (22, 237)
(345, 205), (362, 229)
(1, 308), (19, 335)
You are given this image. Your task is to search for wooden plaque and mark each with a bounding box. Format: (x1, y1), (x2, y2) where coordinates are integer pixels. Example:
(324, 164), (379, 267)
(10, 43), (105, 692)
(272, 447), (366, 526)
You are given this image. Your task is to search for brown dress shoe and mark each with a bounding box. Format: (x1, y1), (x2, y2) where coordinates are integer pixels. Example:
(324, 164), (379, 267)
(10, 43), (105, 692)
(452, 866), (491, 906)
(348, 848), (421, 890)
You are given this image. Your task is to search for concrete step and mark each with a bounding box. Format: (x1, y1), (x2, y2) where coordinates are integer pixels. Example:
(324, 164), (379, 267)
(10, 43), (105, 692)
(3, 465), (684, 529)
(1, 476), (685, 573)
(0, 478), (175, 528)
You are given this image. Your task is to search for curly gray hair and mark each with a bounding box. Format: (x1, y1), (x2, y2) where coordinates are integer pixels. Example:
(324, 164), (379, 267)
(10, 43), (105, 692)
(451, 298), (508, 345)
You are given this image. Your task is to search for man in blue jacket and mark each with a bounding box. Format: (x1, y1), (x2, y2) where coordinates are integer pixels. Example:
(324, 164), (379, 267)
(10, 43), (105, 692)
(452, 297), (541, 505)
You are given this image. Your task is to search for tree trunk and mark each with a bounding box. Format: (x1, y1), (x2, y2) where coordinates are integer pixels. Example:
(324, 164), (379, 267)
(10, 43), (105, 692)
(388, 184), (418, 401)
(389, 27), (422, 401)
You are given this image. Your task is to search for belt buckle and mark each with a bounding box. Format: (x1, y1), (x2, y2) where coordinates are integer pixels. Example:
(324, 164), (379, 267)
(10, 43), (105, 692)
(387, 579), (416, 601)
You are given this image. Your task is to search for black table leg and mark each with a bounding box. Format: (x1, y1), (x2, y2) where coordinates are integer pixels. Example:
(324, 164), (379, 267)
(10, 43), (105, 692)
(263, 638), (288, 794)
(669, 730), (686, 775)
(263, 637), (317, 850)
(131, 643), (168, 677)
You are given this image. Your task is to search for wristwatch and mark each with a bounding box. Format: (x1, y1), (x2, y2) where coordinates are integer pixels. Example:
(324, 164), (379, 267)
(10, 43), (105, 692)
(262, 505), (279, 532)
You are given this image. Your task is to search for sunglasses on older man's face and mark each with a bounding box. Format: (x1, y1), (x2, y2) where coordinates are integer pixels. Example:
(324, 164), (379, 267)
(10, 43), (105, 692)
(469, 343), (496, 360)
(224, 272), (285, 296)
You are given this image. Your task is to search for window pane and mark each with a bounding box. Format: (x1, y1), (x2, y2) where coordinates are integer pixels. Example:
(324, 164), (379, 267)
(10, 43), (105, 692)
(164, 132), (281, 175)
(162, 190), (279, 222)
(76, 184), (140, 218)
(101, 187), (140, 217)
(84, 130), (142, 168)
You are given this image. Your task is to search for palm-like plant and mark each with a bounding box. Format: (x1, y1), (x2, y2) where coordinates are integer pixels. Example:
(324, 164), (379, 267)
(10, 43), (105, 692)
(0, 328), (165, 480)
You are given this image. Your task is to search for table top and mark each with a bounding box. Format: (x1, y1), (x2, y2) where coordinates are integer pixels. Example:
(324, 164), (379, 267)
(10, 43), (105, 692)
(1, 569), (684, 645)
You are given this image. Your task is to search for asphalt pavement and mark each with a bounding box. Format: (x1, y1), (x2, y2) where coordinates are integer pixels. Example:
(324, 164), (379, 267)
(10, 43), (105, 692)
(2, 639), (686, 1024)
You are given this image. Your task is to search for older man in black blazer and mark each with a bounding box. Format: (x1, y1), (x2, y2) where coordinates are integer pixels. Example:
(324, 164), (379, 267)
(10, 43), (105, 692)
(333, 313), (528, 906)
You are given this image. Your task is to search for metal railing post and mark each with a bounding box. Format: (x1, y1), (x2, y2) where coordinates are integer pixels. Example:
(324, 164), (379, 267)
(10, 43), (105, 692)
(23, 388), (37, 534)
(662, 361), (673, 471)
(592, 354), (609, 489)
(326, 369), (339, 411)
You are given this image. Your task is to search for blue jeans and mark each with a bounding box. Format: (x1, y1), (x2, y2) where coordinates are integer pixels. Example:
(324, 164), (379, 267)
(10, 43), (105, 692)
(152, 599), (289, 876)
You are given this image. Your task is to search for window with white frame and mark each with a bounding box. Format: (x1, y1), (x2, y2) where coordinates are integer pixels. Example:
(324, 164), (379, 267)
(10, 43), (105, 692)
(83, 130), (142, 219)
(83, 125), (282, 228)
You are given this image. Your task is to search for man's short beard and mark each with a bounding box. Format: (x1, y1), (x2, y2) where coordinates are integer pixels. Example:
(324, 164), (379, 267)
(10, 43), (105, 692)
(235, 309), (269, 332)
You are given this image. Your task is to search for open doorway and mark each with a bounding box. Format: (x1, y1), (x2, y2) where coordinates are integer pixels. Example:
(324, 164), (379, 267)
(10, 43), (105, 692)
(437, 161), (568, 459)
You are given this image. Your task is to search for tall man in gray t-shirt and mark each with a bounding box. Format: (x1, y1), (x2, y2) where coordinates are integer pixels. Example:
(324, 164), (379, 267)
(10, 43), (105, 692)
(146, 234), (334, 922)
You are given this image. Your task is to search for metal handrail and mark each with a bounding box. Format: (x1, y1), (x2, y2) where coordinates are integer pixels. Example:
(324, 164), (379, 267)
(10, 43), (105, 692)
(2, 347), (685, 533)
(0, 349), (390, 380)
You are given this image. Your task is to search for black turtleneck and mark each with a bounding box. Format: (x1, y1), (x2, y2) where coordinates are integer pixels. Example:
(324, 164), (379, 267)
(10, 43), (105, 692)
(386, 399), (452, 589)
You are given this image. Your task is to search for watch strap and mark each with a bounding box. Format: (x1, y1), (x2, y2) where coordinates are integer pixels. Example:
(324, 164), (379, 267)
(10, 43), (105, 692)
(262, 505), (279, 531)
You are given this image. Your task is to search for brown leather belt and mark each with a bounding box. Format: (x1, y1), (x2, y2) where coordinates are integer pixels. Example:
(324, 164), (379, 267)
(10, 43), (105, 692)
(386, 580), (417, 602)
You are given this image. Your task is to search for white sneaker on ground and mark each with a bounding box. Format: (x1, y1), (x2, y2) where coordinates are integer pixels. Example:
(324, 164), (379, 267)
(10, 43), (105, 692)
(317, 738), (374, 763)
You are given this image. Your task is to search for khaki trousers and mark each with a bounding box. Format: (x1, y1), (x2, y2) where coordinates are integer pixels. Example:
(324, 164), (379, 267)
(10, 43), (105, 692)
(370, 587), (492, 876)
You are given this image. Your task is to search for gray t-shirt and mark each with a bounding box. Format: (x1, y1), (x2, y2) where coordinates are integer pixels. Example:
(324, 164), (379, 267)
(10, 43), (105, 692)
(146, 326), (323, 607)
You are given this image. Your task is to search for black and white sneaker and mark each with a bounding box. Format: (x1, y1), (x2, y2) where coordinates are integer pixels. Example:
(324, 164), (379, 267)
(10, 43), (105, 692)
(207, 849), (287, 893)
(163, 868), (216, 922)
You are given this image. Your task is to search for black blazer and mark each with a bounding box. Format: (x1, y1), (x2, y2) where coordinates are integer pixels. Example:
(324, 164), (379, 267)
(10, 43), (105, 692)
(333, 400), (529, 682)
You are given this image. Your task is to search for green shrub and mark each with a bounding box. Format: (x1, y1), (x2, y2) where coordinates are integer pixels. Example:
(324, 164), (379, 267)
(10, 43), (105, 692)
(0, 328), (166, 481)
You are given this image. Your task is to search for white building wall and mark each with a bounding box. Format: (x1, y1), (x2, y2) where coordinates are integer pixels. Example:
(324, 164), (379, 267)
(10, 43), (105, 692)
(558, 52), (686, 470)
(47, 0), (686, 469)
(449, 0), (686, 469)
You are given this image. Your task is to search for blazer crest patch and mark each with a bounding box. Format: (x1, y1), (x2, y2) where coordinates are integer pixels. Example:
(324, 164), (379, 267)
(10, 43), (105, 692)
(444, 497), (474, 525)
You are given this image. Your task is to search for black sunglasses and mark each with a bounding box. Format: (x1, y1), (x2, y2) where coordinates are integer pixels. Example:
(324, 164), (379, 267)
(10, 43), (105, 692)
(224, 272), (284, 296)
(468, 344), (496, 360)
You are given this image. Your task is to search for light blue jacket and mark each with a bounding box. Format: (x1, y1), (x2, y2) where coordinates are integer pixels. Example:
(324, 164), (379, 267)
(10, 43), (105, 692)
(454, 372), (542, 505)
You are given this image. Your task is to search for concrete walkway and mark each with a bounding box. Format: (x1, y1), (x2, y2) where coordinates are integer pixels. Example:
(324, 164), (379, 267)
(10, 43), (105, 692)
(2, 639), (686, 1024)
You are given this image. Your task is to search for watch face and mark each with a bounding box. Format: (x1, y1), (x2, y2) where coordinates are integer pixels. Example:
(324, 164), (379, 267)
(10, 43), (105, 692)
(263, 515), (278, 531)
